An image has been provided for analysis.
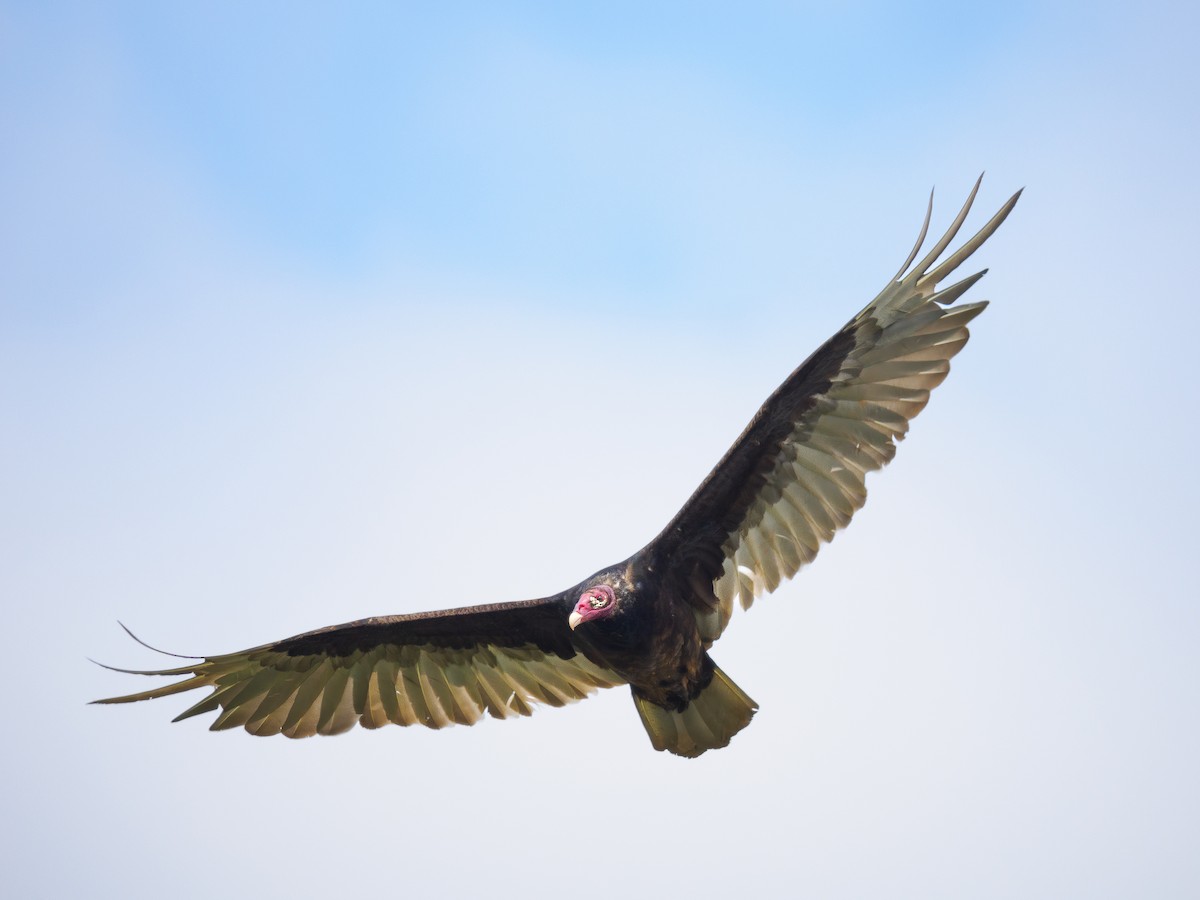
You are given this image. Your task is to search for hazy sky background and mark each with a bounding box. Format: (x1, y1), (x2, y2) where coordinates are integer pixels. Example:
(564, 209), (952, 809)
(3, 2), (1198, 897)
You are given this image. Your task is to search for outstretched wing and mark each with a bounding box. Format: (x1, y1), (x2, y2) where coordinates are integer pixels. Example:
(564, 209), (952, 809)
(648, 176), (1020, 641)
(94, 598), (625, 737)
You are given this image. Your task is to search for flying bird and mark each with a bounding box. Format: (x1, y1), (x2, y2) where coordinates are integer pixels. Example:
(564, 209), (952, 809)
(96, 177), (1020, 757)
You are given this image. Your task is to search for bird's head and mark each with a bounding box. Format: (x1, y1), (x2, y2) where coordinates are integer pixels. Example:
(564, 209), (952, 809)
(568, 584), (617, 630)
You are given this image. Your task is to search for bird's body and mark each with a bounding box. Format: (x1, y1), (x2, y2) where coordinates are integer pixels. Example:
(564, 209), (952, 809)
(97, 178), (1020, 757)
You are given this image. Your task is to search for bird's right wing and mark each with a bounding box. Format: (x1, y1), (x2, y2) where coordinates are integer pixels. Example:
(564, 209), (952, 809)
(93, 598), (626, 737)
(647, 177), (1020, 641)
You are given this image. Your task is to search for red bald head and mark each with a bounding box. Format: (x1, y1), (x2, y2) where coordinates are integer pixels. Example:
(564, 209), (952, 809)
(568, 584), (617, 630)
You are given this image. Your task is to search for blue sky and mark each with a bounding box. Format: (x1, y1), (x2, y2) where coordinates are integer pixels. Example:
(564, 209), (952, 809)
(3, 3), (1198, 898)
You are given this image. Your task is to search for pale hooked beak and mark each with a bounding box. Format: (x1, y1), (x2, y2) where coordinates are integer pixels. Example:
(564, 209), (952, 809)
(568, 610), (583, 630)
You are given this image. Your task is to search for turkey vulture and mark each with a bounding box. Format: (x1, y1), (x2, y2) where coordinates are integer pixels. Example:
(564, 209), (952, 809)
(95, 177), (1020, 757)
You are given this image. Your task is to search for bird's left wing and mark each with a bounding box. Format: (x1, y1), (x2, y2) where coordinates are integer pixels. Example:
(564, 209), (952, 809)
(647, 178), (1020, 641)
(94, 598), (625, 737)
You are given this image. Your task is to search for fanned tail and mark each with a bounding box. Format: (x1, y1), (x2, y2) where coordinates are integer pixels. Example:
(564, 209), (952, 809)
(633, 664), (757, 758)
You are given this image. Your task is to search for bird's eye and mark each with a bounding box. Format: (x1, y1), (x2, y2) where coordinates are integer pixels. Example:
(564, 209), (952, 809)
(589, 597), (605, 609)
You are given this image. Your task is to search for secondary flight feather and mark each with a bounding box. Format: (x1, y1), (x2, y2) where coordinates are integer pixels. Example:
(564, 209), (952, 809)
(95, 177), (1020, 757)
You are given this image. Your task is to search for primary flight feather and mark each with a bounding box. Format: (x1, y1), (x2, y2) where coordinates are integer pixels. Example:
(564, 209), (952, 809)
(95, 177), (1020, 757)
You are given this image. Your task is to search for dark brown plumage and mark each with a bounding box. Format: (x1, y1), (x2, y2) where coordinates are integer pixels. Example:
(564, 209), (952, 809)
(95, 177), (1020, 756)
